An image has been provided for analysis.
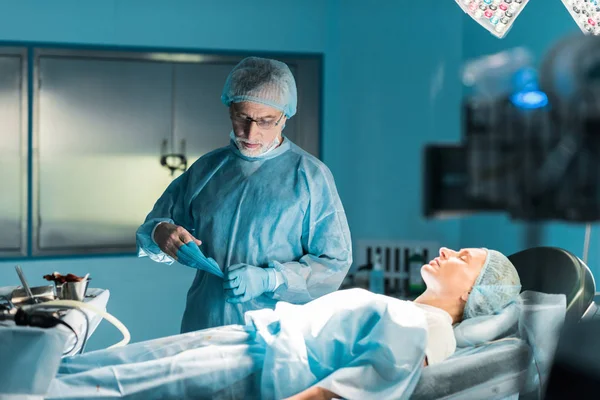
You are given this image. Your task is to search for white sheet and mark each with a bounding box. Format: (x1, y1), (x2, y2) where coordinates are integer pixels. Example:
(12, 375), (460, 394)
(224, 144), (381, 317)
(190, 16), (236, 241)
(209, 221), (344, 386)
(47, 289), (429, 400)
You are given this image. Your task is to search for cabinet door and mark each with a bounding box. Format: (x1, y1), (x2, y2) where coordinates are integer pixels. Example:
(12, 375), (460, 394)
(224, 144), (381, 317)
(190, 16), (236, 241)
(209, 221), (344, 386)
(0, 52), (26, 256)
(172, 62), (234, 164)
(35, 55), (174, 254)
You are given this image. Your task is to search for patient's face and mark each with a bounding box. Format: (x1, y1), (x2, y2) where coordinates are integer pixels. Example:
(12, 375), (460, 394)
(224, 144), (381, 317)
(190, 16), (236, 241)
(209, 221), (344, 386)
(421, 247), (488, 300)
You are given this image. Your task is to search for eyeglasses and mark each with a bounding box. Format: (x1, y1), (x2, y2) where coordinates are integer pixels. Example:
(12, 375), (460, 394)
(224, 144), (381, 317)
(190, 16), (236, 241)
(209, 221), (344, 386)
(230, 110), (285, 130)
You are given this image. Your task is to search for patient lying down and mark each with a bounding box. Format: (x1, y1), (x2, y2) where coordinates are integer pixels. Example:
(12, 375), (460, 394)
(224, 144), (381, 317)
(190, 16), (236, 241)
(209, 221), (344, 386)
(289, 247), (521, 400)
(48, 248), (521, 400)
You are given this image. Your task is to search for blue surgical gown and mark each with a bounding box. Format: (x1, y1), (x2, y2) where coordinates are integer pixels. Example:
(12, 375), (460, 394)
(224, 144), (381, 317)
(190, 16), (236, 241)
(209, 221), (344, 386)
(136, 136), (352, 332)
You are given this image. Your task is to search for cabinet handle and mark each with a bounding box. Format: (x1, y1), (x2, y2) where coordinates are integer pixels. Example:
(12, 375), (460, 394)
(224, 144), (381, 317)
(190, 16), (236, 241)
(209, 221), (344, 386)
(160, 138), (188, 177)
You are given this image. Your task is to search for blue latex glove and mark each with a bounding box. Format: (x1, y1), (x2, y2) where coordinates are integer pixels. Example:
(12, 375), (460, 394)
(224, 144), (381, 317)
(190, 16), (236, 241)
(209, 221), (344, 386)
(176, 242), (224, 279)
(223, 264), (277, 303)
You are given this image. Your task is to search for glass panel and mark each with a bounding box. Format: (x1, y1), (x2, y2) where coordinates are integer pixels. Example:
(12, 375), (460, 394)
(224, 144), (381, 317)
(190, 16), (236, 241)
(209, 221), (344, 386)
(0, 55), (24, 253)
(35, 53), (322, 254)
(37, 57), (174, 251)
(172, 63), (234, 163)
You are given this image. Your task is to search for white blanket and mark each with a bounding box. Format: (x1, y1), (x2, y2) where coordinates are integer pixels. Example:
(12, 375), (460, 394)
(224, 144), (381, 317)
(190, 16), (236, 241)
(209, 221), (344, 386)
(47, 289), (428, 400)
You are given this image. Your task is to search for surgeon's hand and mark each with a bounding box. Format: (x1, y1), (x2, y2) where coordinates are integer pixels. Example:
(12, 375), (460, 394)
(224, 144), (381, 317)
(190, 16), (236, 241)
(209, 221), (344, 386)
(223, 264), (276, 303)
(153, 222), (202, 260)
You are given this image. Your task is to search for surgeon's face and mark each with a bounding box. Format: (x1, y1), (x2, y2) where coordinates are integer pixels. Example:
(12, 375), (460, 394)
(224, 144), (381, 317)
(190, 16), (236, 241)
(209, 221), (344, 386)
(421, 247), (488, 301)
(229, 102), (286, 157)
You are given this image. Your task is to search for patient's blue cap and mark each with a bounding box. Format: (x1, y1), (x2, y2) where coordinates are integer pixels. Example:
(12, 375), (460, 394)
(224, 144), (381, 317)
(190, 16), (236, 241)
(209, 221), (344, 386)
(463, 249), (522, 319)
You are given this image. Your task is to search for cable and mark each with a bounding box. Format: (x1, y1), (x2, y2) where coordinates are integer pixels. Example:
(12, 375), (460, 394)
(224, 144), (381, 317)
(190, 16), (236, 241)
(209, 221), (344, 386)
(27, 299), (130, 348)
(34, 305), (90, 355)
(13, 308), (80, 355)
(79, 308), (90, 354)
(57, 307), (89, 355)
(0, 295), (16, 310)
(56, 319), (80, 355)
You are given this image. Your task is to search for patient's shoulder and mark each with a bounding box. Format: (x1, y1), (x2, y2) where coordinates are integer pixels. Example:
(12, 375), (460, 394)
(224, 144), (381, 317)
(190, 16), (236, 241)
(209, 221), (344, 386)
(414, 303), (456, 365)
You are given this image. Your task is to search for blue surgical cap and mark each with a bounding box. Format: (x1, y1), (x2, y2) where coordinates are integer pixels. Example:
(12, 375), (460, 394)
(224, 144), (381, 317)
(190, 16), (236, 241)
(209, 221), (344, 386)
(221, 57), (298, 118)
(463, 249), (522, 319)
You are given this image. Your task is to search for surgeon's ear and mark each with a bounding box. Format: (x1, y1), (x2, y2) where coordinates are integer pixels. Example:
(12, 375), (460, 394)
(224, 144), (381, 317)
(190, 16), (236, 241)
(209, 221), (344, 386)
(460, 290), (471, 303)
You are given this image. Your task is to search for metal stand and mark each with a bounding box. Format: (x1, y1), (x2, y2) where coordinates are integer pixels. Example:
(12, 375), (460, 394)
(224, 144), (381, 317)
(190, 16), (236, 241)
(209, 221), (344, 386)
(524, 222), (544, 249)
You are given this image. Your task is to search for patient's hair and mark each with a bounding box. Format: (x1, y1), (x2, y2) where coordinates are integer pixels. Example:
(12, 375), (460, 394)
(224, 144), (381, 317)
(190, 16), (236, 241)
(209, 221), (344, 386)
(463, 249), (522, 319)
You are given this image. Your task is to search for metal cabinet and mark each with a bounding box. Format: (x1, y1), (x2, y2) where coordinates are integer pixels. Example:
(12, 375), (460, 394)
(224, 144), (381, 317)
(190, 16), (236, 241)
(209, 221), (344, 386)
(171, 62), (234, 164)
(33, 50), (322, 255)
(35, 53), (174, 254)
(0, 49), (27, 257)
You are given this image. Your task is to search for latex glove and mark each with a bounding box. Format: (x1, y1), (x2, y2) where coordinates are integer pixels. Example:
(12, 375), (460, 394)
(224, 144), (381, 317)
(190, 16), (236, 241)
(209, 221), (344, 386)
(223, 264), (277, 303)
(176, 242), (223, 279)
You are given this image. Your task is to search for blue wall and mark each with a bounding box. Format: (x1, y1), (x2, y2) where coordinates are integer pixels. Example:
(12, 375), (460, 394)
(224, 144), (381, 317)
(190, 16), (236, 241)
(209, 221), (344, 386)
(324, 0), (463, 250)
(0, 0), (328, 52)
(0, 256), (196, 351)
(458, 1), (600, 280)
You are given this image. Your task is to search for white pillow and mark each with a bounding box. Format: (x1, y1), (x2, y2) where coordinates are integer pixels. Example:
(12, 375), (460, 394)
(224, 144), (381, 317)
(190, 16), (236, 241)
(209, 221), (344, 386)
(454, 302), (520, 347)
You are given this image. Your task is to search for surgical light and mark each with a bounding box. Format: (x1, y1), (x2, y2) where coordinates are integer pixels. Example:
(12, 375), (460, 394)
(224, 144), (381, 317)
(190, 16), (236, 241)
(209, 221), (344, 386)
(454, 0), (531, 39)
(455, 0), (600, 39)
(562, 0), (600, 35)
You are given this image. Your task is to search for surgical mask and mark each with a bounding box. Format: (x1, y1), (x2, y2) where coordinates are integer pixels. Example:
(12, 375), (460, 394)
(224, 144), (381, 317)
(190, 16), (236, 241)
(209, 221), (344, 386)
(230, 131), (281, 157)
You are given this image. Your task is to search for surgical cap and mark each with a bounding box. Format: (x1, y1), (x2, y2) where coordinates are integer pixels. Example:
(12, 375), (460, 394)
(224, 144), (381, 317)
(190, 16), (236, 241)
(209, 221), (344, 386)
(463, 249), (522, 319)
(221, 57), (298, 118)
